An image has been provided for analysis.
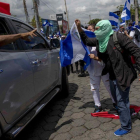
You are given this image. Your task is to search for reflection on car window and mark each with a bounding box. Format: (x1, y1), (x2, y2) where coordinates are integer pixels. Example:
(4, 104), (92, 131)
(13, 20), (49, 50)
(0, 22), (18, 50)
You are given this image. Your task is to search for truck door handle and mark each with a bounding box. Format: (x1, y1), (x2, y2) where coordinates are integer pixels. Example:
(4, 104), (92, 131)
(0, 69), (3, 73)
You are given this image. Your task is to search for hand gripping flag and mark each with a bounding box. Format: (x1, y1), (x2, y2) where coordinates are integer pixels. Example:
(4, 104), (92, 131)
(59, 22), (95, 69)
(121, 0), (131, 21)
(109, 12), (119, 26)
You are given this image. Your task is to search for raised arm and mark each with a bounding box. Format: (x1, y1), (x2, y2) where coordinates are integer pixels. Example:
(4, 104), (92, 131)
(0, 29), (37, 47)
(75, 19), (97, 46)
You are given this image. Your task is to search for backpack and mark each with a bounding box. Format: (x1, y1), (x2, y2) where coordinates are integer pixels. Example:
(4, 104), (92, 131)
(113, 32), (136, 64)
(134, 28), (140, 42)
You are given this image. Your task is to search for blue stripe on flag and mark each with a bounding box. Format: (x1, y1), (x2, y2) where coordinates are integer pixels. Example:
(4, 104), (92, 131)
(59, 32), (73, 67)
(109, 12), (119, 19)
(81, 41), (91, 70)
(109, 12), (119, 26)
(84, 30), (96, 38)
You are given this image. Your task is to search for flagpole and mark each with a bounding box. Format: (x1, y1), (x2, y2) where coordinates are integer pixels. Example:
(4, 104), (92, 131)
(125, 16), (126, 29)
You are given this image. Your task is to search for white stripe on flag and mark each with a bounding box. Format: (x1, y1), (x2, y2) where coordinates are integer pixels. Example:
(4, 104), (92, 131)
(126, 0), (131, 10)
(109, 16), (118, 23)
(70, 23), (86, 63)
(121, 9), (127, 18)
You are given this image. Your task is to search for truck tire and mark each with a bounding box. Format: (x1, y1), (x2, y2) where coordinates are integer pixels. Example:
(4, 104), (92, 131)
(60, 67), (69, 98)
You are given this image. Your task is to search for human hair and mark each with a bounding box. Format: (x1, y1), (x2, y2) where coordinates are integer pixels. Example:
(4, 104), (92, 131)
(129, 22), (133, 26)
(88, 24), (95, 30)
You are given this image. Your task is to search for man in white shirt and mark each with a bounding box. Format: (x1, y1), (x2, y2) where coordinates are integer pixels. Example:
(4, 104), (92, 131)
(124, 22), (140, 47)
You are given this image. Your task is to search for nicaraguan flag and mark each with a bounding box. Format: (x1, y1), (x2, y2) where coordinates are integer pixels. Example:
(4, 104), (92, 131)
(59, 22), (95, 69)
(120, 21), (125, 26)
(57, 31), (61, 37)
(121, 0), (131, 21)
(42, 20), (53, 27)
(109, 12), (119, 26)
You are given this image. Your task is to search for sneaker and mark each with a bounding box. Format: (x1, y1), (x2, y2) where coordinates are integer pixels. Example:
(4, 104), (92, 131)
(94, 106), (102, 113)
(114, 128), (131, 136)
(78, 73), (86, 77)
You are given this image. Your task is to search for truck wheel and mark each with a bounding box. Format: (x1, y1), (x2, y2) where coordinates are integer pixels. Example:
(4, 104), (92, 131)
(60, 67), (69, 98)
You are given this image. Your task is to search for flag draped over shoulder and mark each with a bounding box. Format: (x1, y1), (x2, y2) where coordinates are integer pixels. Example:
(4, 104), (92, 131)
(109, 12), (119, 26)
(121, 0), (131, 21)
(59, 22), (95, 69)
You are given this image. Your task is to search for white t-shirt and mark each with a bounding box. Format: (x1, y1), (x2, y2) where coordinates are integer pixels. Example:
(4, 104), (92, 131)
(87, 46), (104, 76)
(129, 30), (140, 47)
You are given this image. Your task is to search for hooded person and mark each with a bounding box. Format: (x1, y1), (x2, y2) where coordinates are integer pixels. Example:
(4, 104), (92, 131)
(75, 19), (140, 136)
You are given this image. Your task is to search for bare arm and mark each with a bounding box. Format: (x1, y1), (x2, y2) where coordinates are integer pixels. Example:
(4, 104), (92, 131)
(124, 30), (133, 40)
(0, 34), (21, 46)
(0, 29), (37, 47)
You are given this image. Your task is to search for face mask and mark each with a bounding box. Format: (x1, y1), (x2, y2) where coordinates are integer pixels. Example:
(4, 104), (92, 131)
(94, 27), (105, 41)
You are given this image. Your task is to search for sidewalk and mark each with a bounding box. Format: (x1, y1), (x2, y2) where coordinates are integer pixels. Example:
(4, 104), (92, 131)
(14, 72), (140, 140)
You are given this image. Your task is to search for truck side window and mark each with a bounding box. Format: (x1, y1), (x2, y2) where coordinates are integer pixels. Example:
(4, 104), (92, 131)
(12, 21), (49, 50)
(0, 22), (18, 50)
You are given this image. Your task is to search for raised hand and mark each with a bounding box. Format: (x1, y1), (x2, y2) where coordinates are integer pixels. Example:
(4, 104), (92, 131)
(21, 29), (37, 41)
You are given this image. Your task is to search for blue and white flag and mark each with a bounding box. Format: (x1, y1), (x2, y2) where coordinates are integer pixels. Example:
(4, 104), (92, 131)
(59, 22), (95, 69)
(121, 0), (131, 21)
(57, 31), (61, 37)
(109, 12), (119, 26)
(120, 21), (125, 26)
(42, 20), (53, 27)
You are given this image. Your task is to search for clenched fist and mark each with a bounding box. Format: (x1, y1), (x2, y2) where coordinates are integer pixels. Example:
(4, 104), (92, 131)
(75, 19), (83, 33)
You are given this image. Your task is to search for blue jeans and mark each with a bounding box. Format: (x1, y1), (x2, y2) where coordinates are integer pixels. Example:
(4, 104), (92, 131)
(110, 80), (131, 131)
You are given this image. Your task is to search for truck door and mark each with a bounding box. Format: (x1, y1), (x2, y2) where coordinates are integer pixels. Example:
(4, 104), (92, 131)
(12, 20), (59, 100)
(0, 18), (35, 124)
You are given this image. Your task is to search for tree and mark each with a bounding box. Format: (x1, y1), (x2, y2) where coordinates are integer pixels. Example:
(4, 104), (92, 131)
(88, 19), (101, 25)
(30, 15), (42, 28)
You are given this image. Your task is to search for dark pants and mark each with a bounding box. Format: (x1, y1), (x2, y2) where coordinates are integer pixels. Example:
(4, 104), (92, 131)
(70, 62), (79, 72)
(79, 60), (85, 74)
(110, 80), (131, 131)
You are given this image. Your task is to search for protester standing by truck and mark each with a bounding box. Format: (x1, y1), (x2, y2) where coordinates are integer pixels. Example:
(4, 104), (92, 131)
(75, 19), (140, 136)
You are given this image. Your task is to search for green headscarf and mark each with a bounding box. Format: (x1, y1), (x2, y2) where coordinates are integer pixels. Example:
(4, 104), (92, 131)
(94, 20), (114, 53)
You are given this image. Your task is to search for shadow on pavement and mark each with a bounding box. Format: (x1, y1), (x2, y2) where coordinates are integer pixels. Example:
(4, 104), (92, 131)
(79, 98), (140, 123)
(79, 98), (113, 109)
(7, 83), (78, 140)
